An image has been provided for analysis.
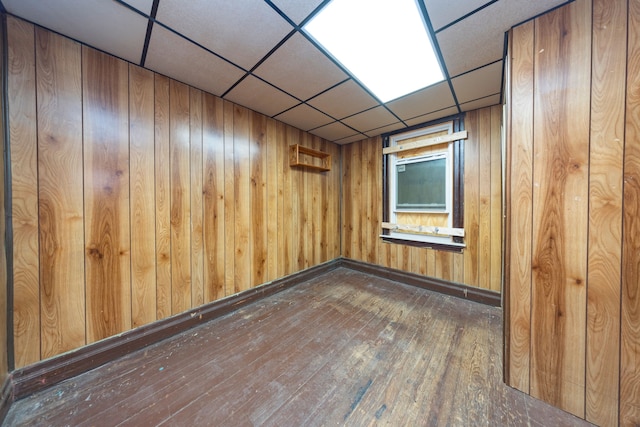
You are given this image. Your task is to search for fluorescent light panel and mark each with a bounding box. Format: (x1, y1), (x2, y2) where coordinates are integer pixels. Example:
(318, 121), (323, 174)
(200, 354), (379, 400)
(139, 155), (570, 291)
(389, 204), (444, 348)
(304, 0), (444, 103)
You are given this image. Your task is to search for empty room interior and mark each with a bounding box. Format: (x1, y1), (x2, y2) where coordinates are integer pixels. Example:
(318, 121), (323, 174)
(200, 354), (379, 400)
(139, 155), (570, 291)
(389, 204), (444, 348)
(0, 0), (636, 425)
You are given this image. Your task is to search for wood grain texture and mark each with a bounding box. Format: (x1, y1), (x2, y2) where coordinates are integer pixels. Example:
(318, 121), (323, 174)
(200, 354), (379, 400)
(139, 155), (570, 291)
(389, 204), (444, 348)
(35, 28), (85, 358)
(0, 14), (7, 383)
(129, 64), (156, 328)
(530, 0), (590, 416)
(250, 111), (267, 288)
(506, 21), (534, 393)
(621, 0), (640, 424)
(266, 118), (278, 282)
(154, 74), (171, 320)
(463, 110), (480, 287)
(586, 0), (626, 424)
(190, 88), (204, 307)
(8, 16), (41, 368)
(202, 93), (225, 302)
(478, 108), (492, 290)
(83, 47), (131, 343)
(223, 100), (235, 297)
(233, 105), (250, 293)
(489, 105), (502, 293)
(169, 80), (191, 314)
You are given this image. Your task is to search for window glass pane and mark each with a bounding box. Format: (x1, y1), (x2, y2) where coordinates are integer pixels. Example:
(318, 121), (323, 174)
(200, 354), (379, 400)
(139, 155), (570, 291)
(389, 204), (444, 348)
(396, 157), (446, 210)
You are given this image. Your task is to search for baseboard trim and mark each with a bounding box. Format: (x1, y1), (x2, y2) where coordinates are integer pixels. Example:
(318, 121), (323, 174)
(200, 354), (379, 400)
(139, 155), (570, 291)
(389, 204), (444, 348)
(10, 259), (341, 401)
(339, 258), (502, 307)
(0, 375), (13, 423)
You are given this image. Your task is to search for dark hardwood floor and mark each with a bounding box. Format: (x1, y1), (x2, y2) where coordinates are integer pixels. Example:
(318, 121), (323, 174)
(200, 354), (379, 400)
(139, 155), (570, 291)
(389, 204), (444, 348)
(4, 268), (591, 426)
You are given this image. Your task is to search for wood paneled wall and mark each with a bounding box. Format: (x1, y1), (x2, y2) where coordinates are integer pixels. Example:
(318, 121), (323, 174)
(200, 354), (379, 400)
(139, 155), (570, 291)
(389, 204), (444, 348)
(0, 15), (9, 386)
(341, 106), (503, 292)
(505, 0), (639, 425)
(6, 17), (340, 369)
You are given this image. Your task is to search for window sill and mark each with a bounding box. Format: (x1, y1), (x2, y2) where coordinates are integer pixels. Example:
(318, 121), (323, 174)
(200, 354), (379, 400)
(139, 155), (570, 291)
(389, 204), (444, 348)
(380, 235), (465, 253)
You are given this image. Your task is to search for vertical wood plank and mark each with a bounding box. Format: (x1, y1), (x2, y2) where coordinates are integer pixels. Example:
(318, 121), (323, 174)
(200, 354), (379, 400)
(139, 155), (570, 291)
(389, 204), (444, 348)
(202, 93), (225, 302)
(0, 15), (7, 381)
(234, 105), (250, 293)
(250, 111), (267, 287)
(223, 100), (235, 296)
(341, 143), (352, 259)
(190, 88), (204, 307)
(530, 0), (590, 416)
(35, 28), (85, 358)
(507, 21), (535, 392)
(154, 74), (171, 319)
(277, 122), (289, 277)
(169, 80), (191, 314)
(83, 47), (131, 343)
(489, 105), (502, 293)
(266, 118), (278, 281)
(8, 16), (40, 368)
(586, 0), (626, 424)
(464, 110), (480, 287)
(351, 142), (362, 261)
(478, 108), (492, 290)
(362, 139), (374, 264)
(320, 139), (329, 263)
(129, 64), (156, 328)
(621, 0), (640, 424)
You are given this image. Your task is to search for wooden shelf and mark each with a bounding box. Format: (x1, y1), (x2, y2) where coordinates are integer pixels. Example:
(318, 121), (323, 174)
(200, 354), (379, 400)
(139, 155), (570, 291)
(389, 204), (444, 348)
(289, 144), (331, 172)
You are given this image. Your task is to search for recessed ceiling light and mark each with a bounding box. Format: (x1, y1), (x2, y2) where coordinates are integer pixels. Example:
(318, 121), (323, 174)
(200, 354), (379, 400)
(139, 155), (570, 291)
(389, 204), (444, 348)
(304, 0), (444, 103)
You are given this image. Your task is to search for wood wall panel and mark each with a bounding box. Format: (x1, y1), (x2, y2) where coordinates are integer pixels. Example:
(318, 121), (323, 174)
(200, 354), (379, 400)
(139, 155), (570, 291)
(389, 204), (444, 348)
(621, 0), (640, 425)
(7, 19), (341, 367)
(129, 65), (156, 328)
(8, 16), (40, 368)
(506, 0), (638, 424)
(82, 47), (132, 344)
(586, 0), (626, 424)
(35, 28), (85, 358)
(0, 14), (8, 382)
(341, 108), (502, 291)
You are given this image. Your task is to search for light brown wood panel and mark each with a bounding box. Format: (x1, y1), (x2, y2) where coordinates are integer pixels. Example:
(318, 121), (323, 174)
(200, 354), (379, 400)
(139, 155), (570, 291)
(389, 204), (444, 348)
(129, 64), (156, 328)
(341, 143), (352, 259)
(190, 88), (204, 307)
(507, 20), (534, 392)
(202, 93), (225, 302)
(154, 74), (171, 320)
(278, 121), (290, 277)
(83, 47), (131, 343)
(290, 128), (303, 272)
(36, 28), (85, 358)
(169, 80), (191, 314)
(586, 0), (626, 424)
(351, 142), (362, 261)
(299, 134), (310, 270)
(266, 118), (278, 282)
(223, 100), (235, 297)
(489, 105), (502, 293)
(8, 16), (41, 369)
(530, 0), (590, 416)
(621, 0), (640, 424)
(233, 104), (251, 293)
(463, 111), (480, 287)
(0, 15), (8, 382)
(250, 111), (267, 287)
(395, 213), (448, 228)
(362, 138), (374, 264)
(478, 108), (492, 290)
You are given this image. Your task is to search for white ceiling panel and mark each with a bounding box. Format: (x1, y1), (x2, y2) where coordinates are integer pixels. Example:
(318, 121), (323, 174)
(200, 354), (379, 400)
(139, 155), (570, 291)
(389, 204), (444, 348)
(121, 0), (154, 15)
(404, 106), (460, 127)
(146, 25), (245, 97)
(224, 76), (299, 118)
(343, 107), (398, 133)
(307, 80), (379, 120)
(364, 122), (406, 138)
(254, 33), (348, 101)
(269, 0), (325, 25)
(336, 134), (367, 145)
(3, 0), (148, 64)
(310, 122), (358, 142)
(386, 82), (455, 121)
(156, 0), (293, 70)
(460, 94), (502, 112)
(452, 61), (503, 104)
(274, 104), (333, 131)
(425, 0), (491, 31)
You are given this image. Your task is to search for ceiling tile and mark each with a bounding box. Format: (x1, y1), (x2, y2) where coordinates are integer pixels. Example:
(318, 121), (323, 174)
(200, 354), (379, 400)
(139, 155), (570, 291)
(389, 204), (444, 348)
(269, 0), (325, 25)
(452, 61), (503, 104)
(224, 76), (299, 117)
(310, 122), (358, 142)
(364, 122), (406, 138)
(254, 33), (348, 101)
(3, 0), (148, 64)
(274, 104), (333, 131)
(437, 0), (568, 77)
(386, 82), (455, 121)
(460, 94), (502, 112)
(404, 106), (460, 127)
(121, 0), (154, 14)
(145, 25), (245, 96)
(343, 107), (398, 133)
(155, 0), (293, 70)
(307, 80), (379, 120)
(425, 0), (490, 31)
(335, 134), (367, 145)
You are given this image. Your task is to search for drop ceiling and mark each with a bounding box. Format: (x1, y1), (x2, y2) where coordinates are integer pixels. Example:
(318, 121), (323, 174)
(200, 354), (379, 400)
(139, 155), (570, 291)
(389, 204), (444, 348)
(0, 0), (570, 144)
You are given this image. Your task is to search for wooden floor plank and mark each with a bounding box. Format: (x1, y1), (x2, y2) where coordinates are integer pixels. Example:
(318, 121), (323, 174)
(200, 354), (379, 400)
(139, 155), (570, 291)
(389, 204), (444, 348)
(5, 268), (591, 427)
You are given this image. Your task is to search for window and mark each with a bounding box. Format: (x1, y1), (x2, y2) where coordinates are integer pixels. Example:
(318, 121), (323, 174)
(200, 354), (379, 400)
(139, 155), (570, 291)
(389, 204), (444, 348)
(382, 116), (466, 250)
